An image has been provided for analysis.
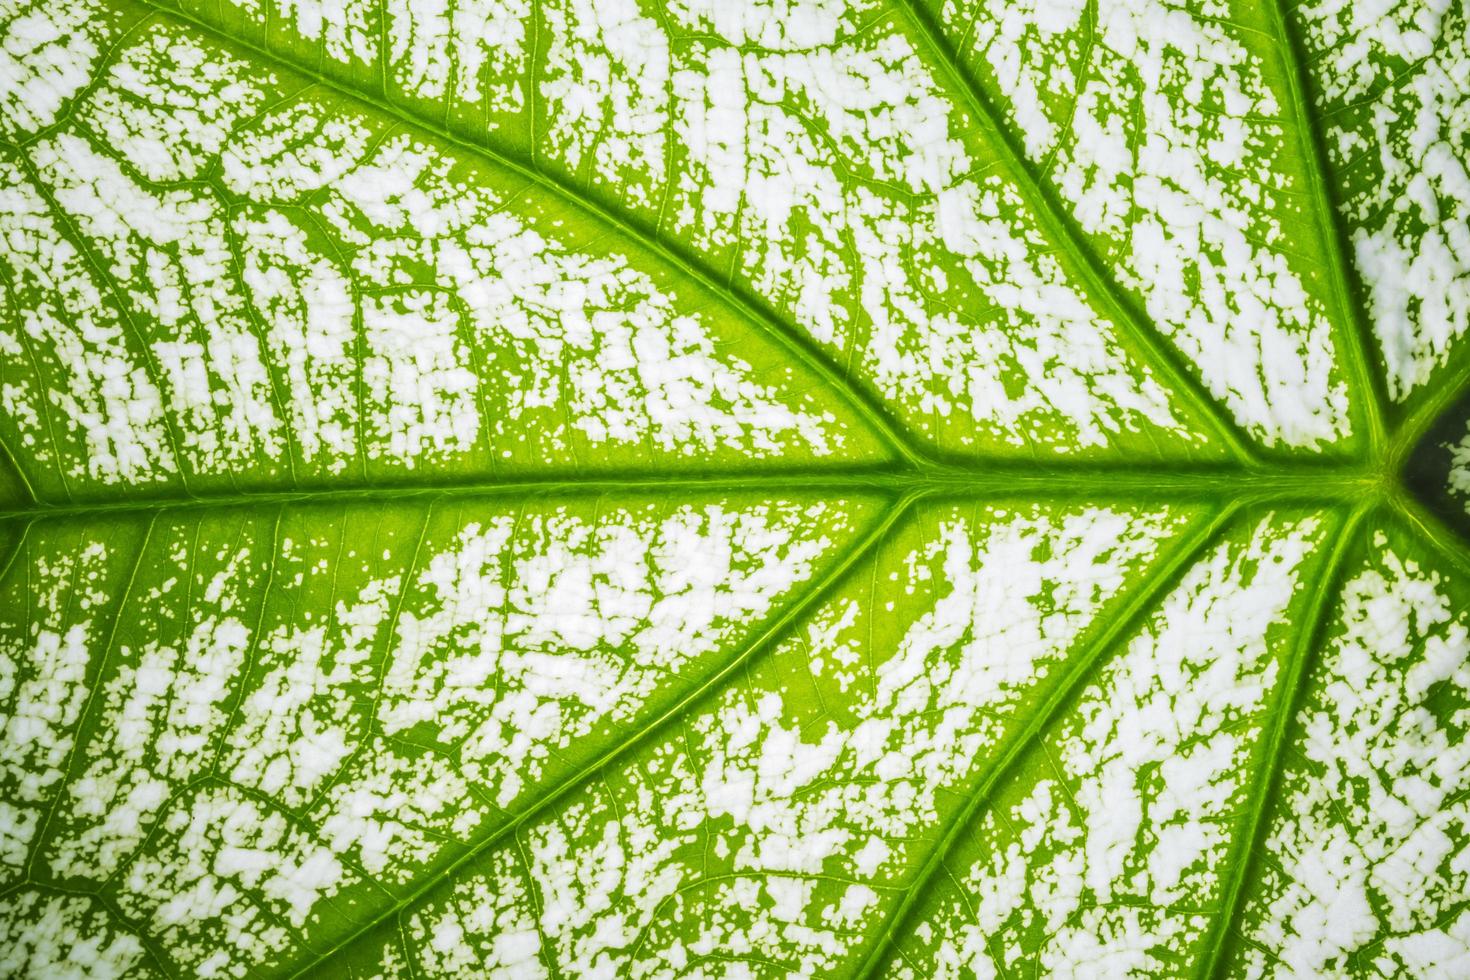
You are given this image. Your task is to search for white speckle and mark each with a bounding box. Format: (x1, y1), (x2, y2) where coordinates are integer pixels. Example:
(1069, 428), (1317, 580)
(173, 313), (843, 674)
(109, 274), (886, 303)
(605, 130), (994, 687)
(0, 891), (146, 979)
(945, 0), (1352, 446)
(1297, 0), (1470, 398)
(0, 0), (121, 139)
(0, 536), (112, 879)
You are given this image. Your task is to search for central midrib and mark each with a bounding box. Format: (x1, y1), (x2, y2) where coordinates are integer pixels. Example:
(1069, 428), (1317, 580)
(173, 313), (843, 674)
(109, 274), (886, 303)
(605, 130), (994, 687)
(0, 460), (1386, 523)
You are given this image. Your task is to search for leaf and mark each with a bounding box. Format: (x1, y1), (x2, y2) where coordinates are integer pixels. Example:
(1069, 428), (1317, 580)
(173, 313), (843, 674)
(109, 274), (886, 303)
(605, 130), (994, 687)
(0, 0), (1468, 976)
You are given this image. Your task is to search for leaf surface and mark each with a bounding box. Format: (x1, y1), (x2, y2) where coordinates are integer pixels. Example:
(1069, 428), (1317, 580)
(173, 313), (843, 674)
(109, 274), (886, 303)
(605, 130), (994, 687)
(1, 0), (1469, 976)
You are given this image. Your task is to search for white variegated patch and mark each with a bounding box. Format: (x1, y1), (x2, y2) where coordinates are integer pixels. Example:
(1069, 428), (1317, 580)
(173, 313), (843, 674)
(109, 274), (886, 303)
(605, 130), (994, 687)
(1295, 0), (1470, 399)
(1237, 533), (1470, 976)
(893, 513), (1330, 977)
(0, 891), (150, 978)
(126, 0), (1220, 459)
(0, 532), (118, 881)
(1450, 421), (1470, 514)
(0, 15), (866, 498)
(391, 503), (1194, 976)
(4, 496), (864, 975)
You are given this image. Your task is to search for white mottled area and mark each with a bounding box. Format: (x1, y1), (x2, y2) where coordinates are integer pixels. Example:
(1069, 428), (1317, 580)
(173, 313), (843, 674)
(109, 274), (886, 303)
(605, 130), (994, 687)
(1449, 421), (1470, 514)
(161, 0), (1201, 455)
(0, 0), (120, 139)
(50, 544), (258, 879)
(1298, 0), (1470, 398)
(0, 891), (151, 979)
(400, 504), (1189, 976)
(8, 497), (847, 976)
(0, 538), (111, 884)
(313, 131), (838, 461)
(654, 0), (1192, 452)
(407, 850), (547, 978)
(945, 0), (1351, 447)
(360, 289), (480, 466)
(1238, 536), (1470, 977)
(35, 131), (286, 472)
(385, 0), (529, 115)
(271, 0), (375, 64)
(86, 27), (269, 183)
(25, 28), (285, 474)
(115, 785), (353, 977)
(232, 206), (359, 466)
(0, 18), (847, 488)
(542, 0), (669, 212)
(897, 514), (1324, 978)
(0, 154), (176, 484)
(234, 501), (844, 885)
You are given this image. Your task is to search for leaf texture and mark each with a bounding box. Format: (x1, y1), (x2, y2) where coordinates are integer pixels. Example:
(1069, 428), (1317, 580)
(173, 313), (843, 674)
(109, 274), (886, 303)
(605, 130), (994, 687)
(1, 0), (1469, 976)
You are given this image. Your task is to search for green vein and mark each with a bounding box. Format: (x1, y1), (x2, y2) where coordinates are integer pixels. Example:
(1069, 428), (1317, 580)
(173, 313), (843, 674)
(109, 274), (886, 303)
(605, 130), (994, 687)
(515, 826), (564, 980)
(301, 501), (432, 817)
(0, 517), (32, 589)
(211, 505), (284, 776)
(891, 0), (1262, 467)
(284, 492), (917, 978)
(849, 499), (1244, 979)
(1261, 0), (1391, 457)
(1393, 487), (1470, 579)
(1196, 503), (1368, 980)
(0, 430), (38, 507)
(0, 264), (72, 503)
(217, 193), (305, 485)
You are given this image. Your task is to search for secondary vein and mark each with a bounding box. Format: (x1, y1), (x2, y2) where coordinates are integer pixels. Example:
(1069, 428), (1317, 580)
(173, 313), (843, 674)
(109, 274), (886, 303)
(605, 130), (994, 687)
(1261, 0), (1392, 456)
(1196, 503), (1368, 979)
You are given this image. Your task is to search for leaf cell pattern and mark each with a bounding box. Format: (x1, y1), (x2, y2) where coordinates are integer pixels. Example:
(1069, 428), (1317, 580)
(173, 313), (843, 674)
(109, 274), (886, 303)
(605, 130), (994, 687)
(1, 0), (1469, 976)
